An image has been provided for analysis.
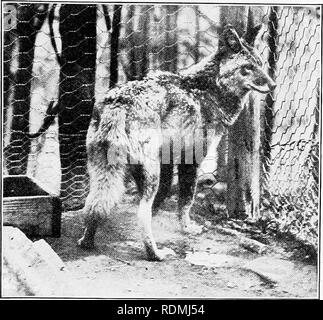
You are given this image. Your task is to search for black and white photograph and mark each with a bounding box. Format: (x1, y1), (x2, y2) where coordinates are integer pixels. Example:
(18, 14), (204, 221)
(1, 1), (321, 300)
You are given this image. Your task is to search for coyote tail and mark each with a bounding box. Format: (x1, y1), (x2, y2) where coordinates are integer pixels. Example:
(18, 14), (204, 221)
(96, 103), (133, 164)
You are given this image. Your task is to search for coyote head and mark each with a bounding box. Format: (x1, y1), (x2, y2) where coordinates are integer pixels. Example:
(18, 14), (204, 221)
(216, 25), (276, 96)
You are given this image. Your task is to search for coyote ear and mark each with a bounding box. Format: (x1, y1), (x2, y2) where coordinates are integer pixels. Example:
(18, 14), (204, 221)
(244, 24), (262, 46)
(222, 25), (242, 53)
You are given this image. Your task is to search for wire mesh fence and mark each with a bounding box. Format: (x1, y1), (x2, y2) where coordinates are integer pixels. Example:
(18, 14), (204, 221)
(258, 6), (320, 248)
(2, 4), (320, 248)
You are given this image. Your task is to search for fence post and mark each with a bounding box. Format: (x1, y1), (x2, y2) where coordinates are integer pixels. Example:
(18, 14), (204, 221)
(221, 7), (263, 219)
(58, 5), (97, 210)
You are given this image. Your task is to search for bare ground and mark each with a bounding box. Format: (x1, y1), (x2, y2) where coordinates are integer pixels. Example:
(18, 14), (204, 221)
(46, 196), (318, 298)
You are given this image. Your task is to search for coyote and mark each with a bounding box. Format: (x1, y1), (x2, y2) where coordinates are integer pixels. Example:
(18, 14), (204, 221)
(78, 25), (276, 260)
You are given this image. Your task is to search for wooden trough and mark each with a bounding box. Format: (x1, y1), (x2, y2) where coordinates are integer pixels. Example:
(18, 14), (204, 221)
(3, 175), (62, 237)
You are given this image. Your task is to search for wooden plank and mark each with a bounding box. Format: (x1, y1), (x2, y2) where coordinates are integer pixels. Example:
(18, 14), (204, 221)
(3, 175), (61, 237)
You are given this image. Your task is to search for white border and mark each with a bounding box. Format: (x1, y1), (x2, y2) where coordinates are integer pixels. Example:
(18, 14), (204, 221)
(1, 1), (322, 300)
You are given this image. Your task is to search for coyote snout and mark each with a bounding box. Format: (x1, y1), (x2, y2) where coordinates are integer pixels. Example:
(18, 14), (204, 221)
(78, 25), (275, 261)
(239, 64), (276, 93)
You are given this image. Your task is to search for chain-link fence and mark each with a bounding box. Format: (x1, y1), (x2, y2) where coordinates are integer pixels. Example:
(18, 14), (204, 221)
(3, 4), (320, 248)
(259, 6), (320, 249)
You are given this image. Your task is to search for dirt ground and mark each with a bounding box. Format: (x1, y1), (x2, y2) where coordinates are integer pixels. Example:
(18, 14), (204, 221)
(47, 195), (318, 298)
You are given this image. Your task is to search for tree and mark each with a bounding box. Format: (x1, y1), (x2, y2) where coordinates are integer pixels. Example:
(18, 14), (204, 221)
(125, 5), (151, 81)
(3, 4), (17, 133)
(222, 7), (264, 219)
(262, 6), (278, 175)
(194, 6), (200, 64)
(153, 5), (179, 211)
(6, 4), (48, 175)
(109, 5), (122, 88)
(163, 5), (178, 72)
(58, 4), (97, 209)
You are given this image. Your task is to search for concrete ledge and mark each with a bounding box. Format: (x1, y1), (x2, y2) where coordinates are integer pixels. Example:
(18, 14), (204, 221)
(3, 226), (79, 297)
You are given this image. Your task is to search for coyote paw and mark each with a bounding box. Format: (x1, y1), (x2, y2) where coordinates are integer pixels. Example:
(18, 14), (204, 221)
(181, 221), (204, 235)
(147, 247), (176, 261)
(77, 237), (95, 250)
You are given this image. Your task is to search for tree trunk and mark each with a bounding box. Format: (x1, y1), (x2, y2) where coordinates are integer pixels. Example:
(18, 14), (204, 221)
(137, 6), (150, 78)
(58, 4), (97, 210)
(262, 6), (278, 175)
(3, 4), (17, 134)
(164, 5), (178, 72)
(126, 5), (136, 80)
(6, 4), (48, 175)
(109, 5), (122, 88)
(3, 4), (18, 160)
(152, 5), (178, 210)
(194, 6), (200, 64)
(310, 81), (320, 188)
(125, 5), (150, 81)
(222, 6), (263, 219)
(220, 6), (246, 35)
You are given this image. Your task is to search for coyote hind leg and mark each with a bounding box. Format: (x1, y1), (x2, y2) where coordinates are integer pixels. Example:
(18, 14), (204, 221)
(152, 164), (174, 215)
(77, 203), (99, 250)
(132, 162), (175, 261)
(178, 164), (203, 234)
(78, 166), (125, 249)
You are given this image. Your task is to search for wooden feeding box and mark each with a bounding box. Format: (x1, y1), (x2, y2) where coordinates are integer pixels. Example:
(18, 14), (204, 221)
(3, 175), (61, 237)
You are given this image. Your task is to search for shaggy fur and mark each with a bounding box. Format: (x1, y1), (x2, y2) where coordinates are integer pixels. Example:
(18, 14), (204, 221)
(78, 25), (276, 261)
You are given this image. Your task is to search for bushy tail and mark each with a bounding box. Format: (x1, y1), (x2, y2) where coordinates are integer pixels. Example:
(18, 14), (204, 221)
(97, 103), (133, 164)
(84, 103), (131, 221)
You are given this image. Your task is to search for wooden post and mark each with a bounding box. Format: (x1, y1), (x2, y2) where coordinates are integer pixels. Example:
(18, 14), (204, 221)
(221, 6), (263, 219)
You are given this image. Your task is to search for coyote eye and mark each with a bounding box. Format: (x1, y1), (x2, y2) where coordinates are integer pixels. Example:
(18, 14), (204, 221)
(240, 65), (254, 76)
(240, 66), (250, 76)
